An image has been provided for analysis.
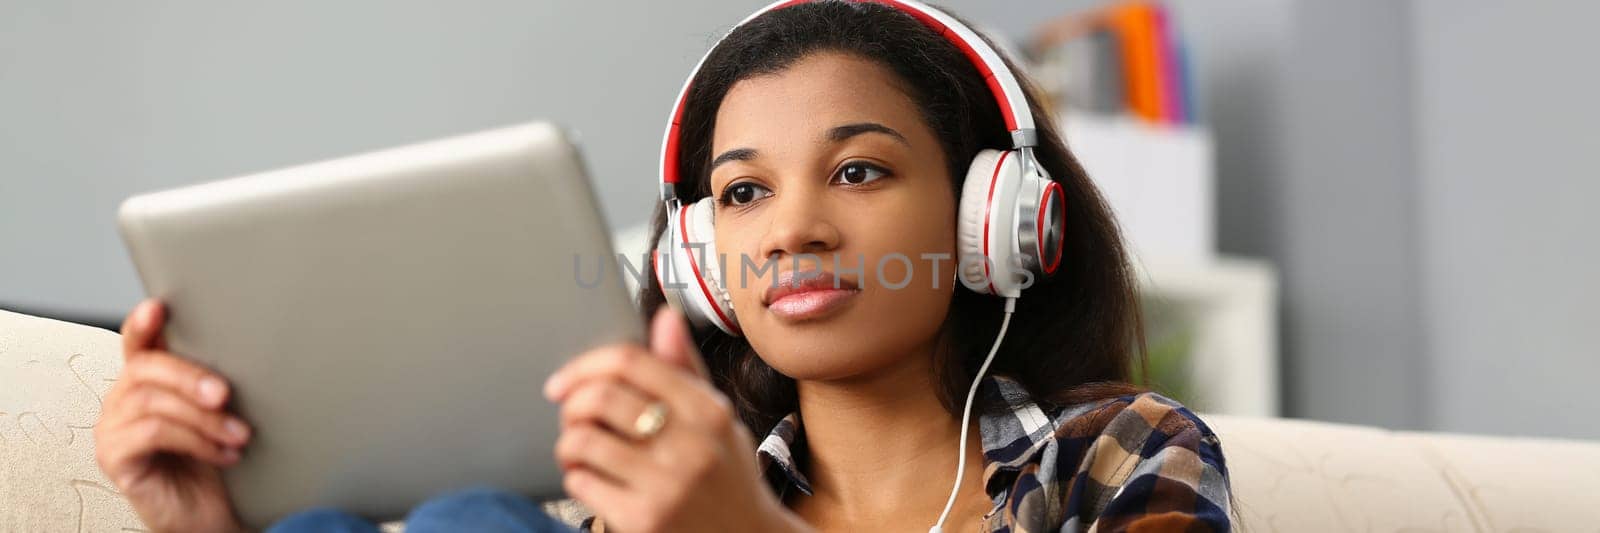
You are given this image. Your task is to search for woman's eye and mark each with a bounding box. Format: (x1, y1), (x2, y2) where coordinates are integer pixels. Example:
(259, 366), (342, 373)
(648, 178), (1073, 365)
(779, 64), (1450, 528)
(834, 161), (889, 185)
(720, 182), (772, 206)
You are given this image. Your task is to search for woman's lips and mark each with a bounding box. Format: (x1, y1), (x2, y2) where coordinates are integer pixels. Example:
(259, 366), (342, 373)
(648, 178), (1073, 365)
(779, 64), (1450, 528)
(768, 288), (859, 321)
(763, 270), (861, 322)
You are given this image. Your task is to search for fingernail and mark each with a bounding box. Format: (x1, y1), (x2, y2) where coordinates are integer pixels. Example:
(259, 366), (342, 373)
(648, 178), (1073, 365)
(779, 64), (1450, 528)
(543, 373), (564, 400)
(221, 448), (240, 463)
(197, 377), (226, 406)
(224, 418), (250, 441)
(135, 301), (154, 329)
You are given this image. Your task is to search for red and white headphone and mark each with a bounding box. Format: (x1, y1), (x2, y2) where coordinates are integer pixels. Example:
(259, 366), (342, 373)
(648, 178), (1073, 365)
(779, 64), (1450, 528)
(653, 0), (1065, 337)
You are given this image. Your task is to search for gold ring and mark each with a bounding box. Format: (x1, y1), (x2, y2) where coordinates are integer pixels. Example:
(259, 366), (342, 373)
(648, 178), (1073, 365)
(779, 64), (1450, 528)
(633, 402), (668, 438)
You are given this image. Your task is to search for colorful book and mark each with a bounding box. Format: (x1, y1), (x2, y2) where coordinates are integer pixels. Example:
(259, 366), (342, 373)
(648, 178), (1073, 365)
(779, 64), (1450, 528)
(1107, 2), (1163, 123)
(1152, 4), (1186, 124)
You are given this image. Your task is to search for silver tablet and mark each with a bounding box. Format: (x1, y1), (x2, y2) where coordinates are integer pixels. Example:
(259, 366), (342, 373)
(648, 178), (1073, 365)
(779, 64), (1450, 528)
(116, 122), (642, 527)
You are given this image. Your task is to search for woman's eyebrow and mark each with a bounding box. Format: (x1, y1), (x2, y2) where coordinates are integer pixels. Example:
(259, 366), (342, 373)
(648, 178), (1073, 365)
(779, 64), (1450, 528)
(826, 122), (909, 146)
(709, 147), (759, 174)
(709, 122), (906, 174)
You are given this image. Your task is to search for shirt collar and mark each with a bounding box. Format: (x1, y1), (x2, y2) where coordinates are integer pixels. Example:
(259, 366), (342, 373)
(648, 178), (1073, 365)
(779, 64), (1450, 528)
(754, 375), (1052, 499)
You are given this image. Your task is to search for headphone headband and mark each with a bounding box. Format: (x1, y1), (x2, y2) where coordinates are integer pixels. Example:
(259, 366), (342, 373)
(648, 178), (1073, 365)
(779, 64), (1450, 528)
(658, 0), (1036, 202)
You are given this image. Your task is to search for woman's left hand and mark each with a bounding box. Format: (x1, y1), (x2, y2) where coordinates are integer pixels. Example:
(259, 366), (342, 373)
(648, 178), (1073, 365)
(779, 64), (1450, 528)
(544, 308), (810, 533)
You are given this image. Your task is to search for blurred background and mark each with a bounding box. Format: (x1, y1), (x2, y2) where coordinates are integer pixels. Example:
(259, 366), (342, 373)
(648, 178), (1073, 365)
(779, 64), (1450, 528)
(1, 0), (1595, 440)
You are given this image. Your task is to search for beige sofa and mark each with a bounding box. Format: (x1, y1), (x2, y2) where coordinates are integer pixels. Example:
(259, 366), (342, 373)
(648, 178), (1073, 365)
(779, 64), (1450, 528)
(4, 308), (1598, 532)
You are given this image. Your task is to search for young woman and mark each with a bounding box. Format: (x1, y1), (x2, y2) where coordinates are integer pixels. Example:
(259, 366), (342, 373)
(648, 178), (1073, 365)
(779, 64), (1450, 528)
(95, 2), (1231, 532)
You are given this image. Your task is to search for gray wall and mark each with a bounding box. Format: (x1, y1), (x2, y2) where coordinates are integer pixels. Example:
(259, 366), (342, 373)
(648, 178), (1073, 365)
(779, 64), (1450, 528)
(1276, 1), (1427, 429)
(1251, 0), (1600, 438)
(0, 0), (758, 318)
(1229, 0), (1600, 439)
(1413, 0), (1600, 439)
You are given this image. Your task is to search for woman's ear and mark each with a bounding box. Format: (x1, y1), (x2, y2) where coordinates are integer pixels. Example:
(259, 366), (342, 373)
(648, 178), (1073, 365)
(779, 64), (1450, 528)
(650, 307), (710, 379)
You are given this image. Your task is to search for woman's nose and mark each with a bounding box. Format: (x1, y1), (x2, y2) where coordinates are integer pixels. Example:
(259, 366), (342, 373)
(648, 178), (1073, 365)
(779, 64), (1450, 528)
(758, 188), (841, 262)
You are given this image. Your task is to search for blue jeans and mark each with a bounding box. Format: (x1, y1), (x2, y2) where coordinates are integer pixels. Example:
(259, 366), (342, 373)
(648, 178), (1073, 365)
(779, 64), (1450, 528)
(266, 487), (578, 533)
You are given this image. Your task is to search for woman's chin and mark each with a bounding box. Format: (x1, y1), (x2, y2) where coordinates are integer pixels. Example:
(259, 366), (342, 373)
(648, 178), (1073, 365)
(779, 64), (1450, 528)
(761, 349), (891, 382)
(740, 290), (951, 382)
(747, 323), (907, 382)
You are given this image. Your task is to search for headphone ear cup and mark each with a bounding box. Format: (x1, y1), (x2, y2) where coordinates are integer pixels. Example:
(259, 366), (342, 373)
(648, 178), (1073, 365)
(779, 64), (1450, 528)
(957, 149), (1024, 297)
(685, 198), (740, 334)
(1031, 175), (1067, 276)
(653, 198), (741, 336)
(654, 204), (694, 320)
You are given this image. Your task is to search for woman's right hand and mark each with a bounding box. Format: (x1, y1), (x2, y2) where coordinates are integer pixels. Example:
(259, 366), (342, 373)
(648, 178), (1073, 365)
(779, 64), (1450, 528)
(94, 299), (252, 533)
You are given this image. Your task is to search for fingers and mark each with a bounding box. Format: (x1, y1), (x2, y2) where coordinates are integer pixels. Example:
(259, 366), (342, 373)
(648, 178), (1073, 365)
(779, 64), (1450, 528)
(96, 332), (250, 488)
(559, 380), (654, 439)
(121, 351), (231, 409)
(544, 344), (727, 430)
(116, 385), (251, 448)
(100, 415), (240, 485)
(120, 299), (166, 357)
(554, 424), (651, 485)
(649, 307), (708, 379)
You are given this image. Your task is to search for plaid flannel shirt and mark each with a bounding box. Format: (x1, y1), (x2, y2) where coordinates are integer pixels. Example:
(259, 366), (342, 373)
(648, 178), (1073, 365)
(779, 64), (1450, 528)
(757, 375), (1232, 532)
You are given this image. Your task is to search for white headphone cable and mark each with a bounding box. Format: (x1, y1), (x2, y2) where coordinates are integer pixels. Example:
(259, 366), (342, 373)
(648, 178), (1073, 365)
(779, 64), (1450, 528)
(930, 296), (1016, 533)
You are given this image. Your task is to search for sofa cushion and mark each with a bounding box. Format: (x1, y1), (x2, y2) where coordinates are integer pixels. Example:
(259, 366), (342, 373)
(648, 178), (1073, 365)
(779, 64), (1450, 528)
(1207, 414), (1481, 532)
(0, 309), (143, 531)
(1399, 431), (1600, 532)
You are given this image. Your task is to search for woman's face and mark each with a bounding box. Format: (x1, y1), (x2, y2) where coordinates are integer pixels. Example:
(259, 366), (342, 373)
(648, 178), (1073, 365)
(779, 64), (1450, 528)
(708, 51), (957, 382)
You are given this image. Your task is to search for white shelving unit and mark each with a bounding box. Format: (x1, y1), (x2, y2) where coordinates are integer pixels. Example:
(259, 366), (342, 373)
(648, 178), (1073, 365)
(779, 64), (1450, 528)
(1134, 255), (1279, 416)
(1060, 110), (1279, 416)
(1059, 111), (1215, 266)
